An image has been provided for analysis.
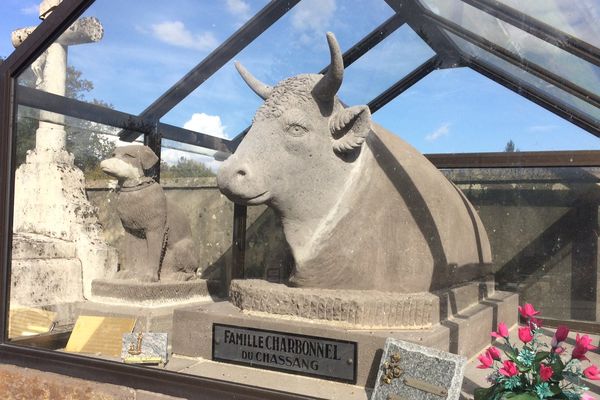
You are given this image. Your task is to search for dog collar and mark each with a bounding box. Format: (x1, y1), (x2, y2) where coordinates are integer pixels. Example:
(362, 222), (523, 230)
(119, 177), (156, 192)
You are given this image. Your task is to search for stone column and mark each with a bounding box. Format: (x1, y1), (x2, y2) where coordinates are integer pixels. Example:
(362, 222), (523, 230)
(10, 1), (117, 313)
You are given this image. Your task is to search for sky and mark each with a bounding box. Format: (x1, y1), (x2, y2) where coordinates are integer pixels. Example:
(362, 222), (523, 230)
(1, 0), (599, 167)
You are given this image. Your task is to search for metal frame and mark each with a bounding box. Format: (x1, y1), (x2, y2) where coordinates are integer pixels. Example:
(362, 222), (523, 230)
(460, 0), (600, 67)
(1, 0), (600, 397)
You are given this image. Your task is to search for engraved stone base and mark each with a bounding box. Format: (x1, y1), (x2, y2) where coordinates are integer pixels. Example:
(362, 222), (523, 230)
(229, 279), (496, 329)
(11, 234), (84, 310)
(172, 289), (518, 388)
(90, 279), (213, 307)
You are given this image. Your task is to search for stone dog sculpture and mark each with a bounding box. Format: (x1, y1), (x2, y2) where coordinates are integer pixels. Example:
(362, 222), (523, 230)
(101, 145), (198, 282)
(218, 33), (492, 294)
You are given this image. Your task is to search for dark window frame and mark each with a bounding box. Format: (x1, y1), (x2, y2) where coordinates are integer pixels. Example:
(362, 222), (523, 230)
(1, 0), (599, 397)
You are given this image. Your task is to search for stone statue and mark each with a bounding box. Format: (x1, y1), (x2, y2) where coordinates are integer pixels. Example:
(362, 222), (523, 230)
(100, 145), (198, 282)
(217, 32), (492, 294)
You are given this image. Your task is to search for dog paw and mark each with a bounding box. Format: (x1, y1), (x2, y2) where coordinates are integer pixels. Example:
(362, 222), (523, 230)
(115, 270), (135, 280)
(161, 272), (194, 282)
(139, 273), (159, 283)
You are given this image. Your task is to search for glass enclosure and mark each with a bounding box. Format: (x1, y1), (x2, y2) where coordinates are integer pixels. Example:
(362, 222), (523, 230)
(1, 0), (599, 398)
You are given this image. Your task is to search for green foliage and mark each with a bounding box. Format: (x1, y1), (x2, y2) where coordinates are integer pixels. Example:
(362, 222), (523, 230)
(14, 63), (115, 177)
(160, 158), (215, 179)
(504, 139), (520, 152)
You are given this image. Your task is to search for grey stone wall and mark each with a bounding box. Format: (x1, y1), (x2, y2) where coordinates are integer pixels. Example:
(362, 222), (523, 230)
(87, 168), (600, 322)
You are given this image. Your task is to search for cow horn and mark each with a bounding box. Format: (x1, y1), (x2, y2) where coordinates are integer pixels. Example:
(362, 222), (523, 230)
(235, 61), (273, 100)
(312, 32), (344, 101)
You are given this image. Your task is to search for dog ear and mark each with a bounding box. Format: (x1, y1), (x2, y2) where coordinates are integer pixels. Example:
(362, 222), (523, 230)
(138, 146), (159, 170)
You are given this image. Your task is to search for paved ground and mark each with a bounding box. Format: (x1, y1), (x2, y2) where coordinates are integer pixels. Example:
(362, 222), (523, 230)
(161, 326), (600, 399)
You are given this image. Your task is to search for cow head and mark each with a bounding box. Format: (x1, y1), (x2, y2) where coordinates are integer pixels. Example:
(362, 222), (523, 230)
(218, 33), (372, 223)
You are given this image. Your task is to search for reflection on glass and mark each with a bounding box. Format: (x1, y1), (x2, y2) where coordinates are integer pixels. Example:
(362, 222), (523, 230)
(341, 25), (435, 105)
(419, 0), (600, 98)
(161, 0), (395, 139)
(497, 0), (600, 49)
(448, 167), (600, 322)
(445, 30), (600, 123)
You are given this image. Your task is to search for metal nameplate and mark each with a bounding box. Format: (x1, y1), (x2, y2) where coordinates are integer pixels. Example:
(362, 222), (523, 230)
(212, 323), (357, 383)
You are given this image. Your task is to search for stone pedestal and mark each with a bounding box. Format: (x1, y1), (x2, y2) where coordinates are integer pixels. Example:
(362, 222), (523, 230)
(171, 282), (518, 388)
(12, 151), (118, 301)
(76, 279), (218, 336)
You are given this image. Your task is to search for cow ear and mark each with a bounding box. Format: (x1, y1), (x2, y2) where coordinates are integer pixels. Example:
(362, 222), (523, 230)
(330, 105), (371, 153)
(139, 146), (159, 170)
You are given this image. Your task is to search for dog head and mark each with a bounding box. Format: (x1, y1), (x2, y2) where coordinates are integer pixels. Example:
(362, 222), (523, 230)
(100, 145), (159, 181)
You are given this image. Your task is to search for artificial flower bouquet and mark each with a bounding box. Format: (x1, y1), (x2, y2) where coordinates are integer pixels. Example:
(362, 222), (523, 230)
(474, 303), (599, 400)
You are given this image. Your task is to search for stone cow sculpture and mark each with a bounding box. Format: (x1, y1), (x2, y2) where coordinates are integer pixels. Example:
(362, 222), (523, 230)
(218, 32), (492, 294)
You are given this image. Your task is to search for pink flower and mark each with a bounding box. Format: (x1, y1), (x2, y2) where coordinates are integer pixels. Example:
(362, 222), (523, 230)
(477, 352), (494, 369)
(499, 360), (518, 377)
(554, 346), (565, 355)
(486, 346), (502, 361)
(539, 364), (553, 381)
(518, 326), (533, 344)
(584, 365), (600, 380)
(582, 393), (595, 400)
(551, 325), (569, 347)
(518, 303), (540, 319)
(491, 322), (509, 339)
(573, 334), (599, 361)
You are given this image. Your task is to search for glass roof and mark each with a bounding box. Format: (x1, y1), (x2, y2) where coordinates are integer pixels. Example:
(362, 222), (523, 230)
(5, 0), (600, 158)
(411, 0), (600, 138)
(497, 0), (600, 49)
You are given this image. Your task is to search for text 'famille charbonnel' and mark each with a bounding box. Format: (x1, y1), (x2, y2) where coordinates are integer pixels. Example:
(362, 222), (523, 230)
(222, 329), (342, 372)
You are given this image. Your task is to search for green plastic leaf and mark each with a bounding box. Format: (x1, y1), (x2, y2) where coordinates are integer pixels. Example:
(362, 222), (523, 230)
(504, 393), (539, 400)
(534, 351), (550, 363)
(474, 387), (495, 400)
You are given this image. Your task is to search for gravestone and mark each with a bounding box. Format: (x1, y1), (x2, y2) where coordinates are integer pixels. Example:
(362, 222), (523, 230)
(371, 338), (466, 400)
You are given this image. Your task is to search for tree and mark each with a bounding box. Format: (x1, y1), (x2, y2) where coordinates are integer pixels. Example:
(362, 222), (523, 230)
(160, 157), (215, 178)
(504, 139), (519, 152)
(14, 62), (115, 176)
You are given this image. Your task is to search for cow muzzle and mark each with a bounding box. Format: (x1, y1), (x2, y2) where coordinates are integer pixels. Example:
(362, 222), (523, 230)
(217, 161), (270, 205)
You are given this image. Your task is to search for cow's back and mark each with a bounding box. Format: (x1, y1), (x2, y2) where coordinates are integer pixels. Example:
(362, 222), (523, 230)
(288, 123), (492, 293)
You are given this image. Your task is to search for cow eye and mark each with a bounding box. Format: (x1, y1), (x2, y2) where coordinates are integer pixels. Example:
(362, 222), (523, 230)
(286, 123), (308, 137)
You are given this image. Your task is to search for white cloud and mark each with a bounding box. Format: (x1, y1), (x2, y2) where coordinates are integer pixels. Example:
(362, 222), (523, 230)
(291, 0), (336, 34)
(226, 0), (251, 19)
(20, 4), (39, 15)
(183, 113), (227, 138)
(425, 122), (451, 142)
(151, 21), (218, 51)
(527, 124), (557, 133)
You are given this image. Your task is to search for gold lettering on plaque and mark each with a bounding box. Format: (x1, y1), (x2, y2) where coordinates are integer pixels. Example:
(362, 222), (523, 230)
(403, 376), (448, 397)
(128, 332), (143, 355)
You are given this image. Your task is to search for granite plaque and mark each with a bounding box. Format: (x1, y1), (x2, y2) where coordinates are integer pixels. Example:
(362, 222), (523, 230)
(212, 323), (357, 383)
(371, 338), (466, 400)
(121, 332), (168, 365)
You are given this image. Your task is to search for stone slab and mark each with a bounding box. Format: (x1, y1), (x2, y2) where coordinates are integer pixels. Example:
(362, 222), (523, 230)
(11, 258), (84, 307)
(90, 279), (212, 306)
(371, 338), (466, 400)
(229, 279), (495, 329)
(171, 290), (518, 388)
(11, 233), (76, 260)
(78, 299), (217, 338)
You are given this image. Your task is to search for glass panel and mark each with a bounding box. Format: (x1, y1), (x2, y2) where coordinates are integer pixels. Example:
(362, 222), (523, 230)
(161, 0), (395, 139)
(340, 25), (436, 105)
(497, 0), (600, 49)
(373, 67), (600, 153)
(445, 30), (600, 124)
(449, 166), (600, 323)
(419, 0), (600, 98)
(12, 0), (267, 115)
